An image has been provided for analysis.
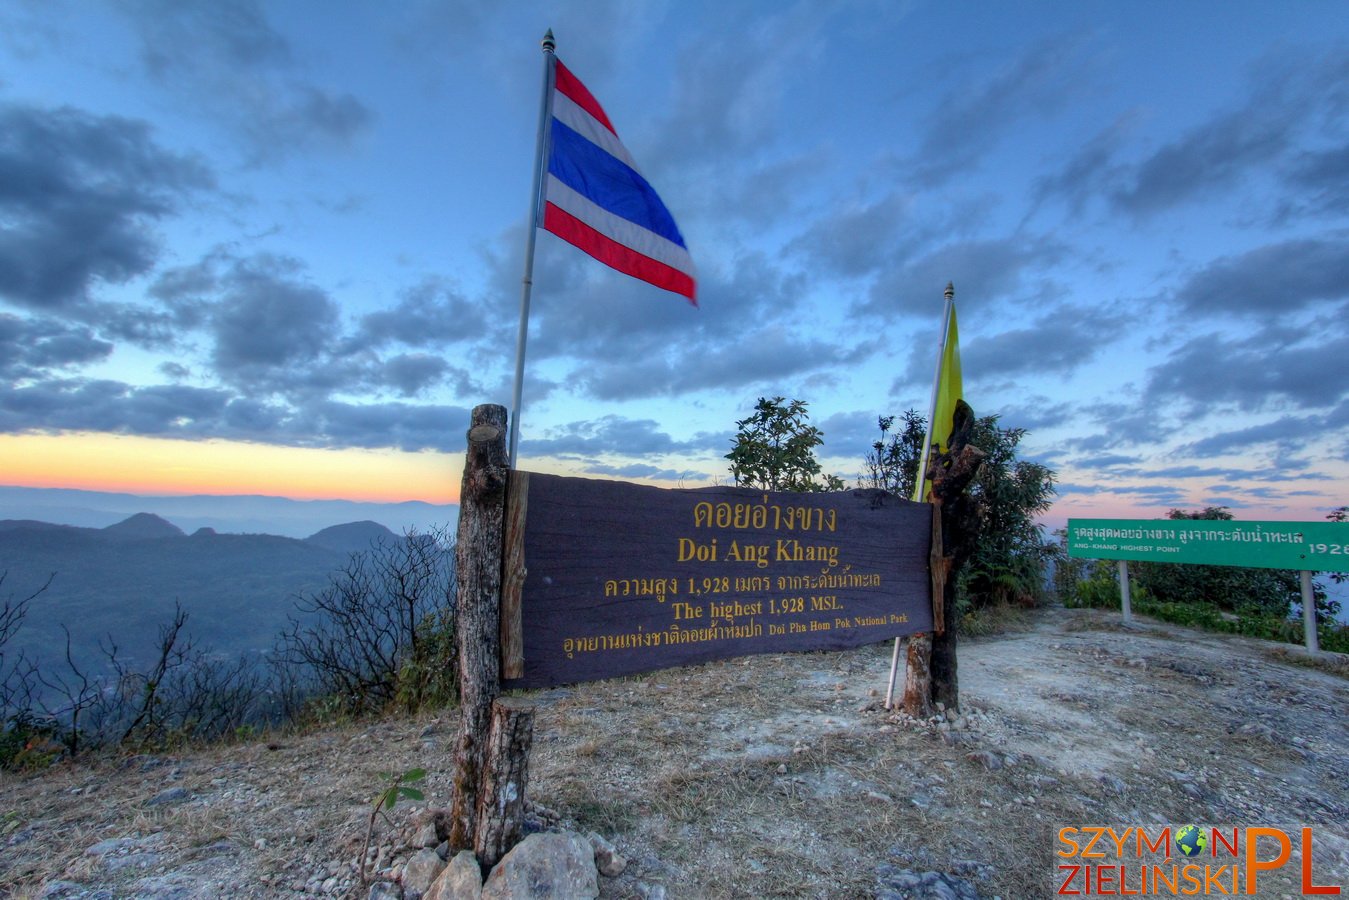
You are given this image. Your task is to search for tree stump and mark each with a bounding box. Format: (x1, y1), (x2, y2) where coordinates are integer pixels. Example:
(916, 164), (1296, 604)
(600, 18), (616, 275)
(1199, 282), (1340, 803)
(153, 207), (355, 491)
(473, 697), (536, 869)
(901, 633), (933, 716)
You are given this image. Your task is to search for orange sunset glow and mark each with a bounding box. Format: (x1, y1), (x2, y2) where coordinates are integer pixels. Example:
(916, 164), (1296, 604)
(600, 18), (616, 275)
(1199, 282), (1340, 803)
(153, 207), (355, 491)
(0, 433), (461, 504)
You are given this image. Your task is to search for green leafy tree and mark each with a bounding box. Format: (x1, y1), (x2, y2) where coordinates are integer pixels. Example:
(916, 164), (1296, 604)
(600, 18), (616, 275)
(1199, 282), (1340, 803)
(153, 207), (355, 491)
(959, 414), (1057, 609)
(862, 411), (926, 498)
(864, 410), (1057, 611)
(727, 397), (843, 492)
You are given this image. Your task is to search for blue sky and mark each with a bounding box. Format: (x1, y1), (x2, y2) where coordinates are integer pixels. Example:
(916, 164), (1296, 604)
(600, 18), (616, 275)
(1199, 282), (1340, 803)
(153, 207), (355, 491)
(1, 1), (1346, 528)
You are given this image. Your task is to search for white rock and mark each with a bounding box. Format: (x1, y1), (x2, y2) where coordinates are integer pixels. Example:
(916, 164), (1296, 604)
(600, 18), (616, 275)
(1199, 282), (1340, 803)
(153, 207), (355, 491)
(403, 848), (448, 900)
(424, 850), (482, 900)
(481, 832), (598, 900)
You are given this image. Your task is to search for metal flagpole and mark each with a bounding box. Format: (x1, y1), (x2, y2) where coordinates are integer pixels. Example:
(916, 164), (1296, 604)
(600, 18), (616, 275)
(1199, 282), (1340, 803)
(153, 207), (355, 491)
(508, 29), (557, 468)
(885, 282), (955, 709)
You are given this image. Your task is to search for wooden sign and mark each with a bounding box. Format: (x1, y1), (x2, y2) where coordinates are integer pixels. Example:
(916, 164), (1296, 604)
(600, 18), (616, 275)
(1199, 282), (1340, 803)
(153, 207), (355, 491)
(502, 473), (933, 689)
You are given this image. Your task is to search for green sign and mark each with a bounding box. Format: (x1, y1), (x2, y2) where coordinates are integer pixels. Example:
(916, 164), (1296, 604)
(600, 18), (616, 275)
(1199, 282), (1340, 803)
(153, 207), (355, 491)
(1066, 518), (1349, 572)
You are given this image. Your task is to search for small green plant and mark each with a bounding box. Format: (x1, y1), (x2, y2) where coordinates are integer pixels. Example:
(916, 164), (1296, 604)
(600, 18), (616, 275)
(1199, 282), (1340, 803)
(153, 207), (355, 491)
(360, 767), (427, 882)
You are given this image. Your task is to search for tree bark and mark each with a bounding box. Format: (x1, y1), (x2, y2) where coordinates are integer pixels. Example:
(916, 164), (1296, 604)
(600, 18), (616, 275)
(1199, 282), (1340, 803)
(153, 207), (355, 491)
(473, 696), (536, 869)
(901, 633), (933, 717)
(906, 400), (985, 714)
(449, 404), (511, 850)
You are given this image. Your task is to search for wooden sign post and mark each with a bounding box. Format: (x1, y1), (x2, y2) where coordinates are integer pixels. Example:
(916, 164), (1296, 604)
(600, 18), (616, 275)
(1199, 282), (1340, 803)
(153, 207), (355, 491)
(445, 400), (981, 865)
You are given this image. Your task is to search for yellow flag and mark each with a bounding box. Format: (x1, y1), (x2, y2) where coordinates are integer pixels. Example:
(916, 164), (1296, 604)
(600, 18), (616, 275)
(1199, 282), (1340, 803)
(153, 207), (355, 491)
(932, 301), (963, 455)
(913, 300), (962, 502)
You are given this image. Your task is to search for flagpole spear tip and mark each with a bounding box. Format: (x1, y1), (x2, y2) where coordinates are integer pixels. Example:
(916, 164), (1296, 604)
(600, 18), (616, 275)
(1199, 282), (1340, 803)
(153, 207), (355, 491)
(541, 29), (555, 53)
(945, 281), (955, 300)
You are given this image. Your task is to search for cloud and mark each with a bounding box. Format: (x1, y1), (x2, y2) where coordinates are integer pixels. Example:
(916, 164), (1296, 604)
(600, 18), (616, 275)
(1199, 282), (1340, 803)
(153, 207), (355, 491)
(1111, 107), (1294, 216)
(1031, 46), (1349, 221)
(207, 255), (340, 384)
(955, 308), (1129, 380)
(860, 237), (1067, 319)
(1273, 142), (1349, 222)
(0, 101), (211, 310)
(1173, 236), (1349, 315)
(1029, 113), (1138, 218)
(1145, 325), (1349, 412)
(152, 250), (494, 404)
(0, 314), (113, 379)
(0, 370), (473, 452)
(816, 409), (885, 462)
(581, 327), (878, 403)
(891, 302), (1118, 400)
(1176, 408), (1348, 458)
(381, 354), (450, 398)
(303, 400), (471, 452)
(576, 461), (707, 482)
(356, 277), (489, 350)
(517, 245), (852, 402)
(1054, 481), (1188, 506)
(655, 5), (829, 165)
(120, 0), (373, 162)
(910, 31), (1096, 186)
(1110, 47), (1346, 217)
(992, 398), (1075, 433)
(786, 192), (914, 279)
(0, 378), (232, 436)
(1070, 453), (1141, 470)
(524, 415), (708, 458)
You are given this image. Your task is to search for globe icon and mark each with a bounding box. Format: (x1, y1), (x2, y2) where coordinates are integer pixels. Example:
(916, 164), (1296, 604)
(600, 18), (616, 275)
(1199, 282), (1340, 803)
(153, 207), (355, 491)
(1176, 825), (1207, 858)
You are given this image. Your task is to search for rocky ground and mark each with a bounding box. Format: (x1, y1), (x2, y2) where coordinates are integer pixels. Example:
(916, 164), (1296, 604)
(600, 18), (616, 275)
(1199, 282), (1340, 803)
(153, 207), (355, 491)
(2, 605), (1346, 899)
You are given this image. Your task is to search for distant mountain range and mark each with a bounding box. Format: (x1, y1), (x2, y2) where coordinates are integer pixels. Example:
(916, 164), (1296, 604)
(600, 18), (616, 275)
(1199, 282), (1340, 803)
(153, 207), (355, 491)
(0, 485), (458, 539)
(0, 511), (431, 688)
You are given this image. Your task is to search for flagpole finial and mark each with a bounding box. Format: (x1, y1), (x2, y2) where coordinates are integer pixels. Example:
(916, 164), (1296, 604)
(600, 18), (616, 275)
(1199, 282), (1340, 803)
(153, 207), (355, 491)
(541, 29), (555, 53)
(945, 281), (955, 300)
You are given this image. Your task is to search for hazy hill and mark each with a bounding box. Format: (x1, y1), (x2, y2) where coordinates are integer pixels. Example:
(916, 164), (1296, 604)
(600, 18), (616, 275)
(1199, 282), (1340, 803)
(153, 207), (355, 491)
(101, 512), (185, 540)
(305, 520), (399, 555)
(0, 513), (403, 680)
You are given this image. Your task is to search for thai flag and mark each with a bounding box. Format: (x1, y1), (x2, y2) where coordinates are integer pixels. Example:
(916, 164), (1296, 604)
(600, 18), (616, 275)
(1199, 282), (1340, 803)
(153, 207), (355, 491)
(542, 58), (697, 305)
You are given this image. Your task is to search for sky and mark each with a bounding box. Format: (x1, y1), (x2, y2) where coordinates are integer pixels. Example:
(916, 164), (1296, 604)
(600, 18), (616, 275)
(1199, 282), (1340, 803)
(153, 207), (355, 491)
(1, 1), (1347, 530)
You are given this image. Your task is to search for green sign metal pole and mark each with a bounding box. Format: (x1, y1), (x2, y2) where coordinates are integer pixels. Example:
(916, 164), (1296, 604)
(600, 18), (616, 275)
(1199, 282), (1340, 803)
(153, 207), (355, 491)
(1118, 560), (1131, 626)
(1301, 570), (1318, 654)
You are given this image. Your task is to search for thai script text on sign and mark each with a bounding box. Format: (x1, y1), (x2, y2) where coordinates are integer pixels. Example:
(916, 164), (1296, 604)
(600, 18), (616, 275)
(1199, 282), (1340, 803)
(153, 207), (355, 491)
(1066, 518), (1349, 572)
(504, 474), (934, 689)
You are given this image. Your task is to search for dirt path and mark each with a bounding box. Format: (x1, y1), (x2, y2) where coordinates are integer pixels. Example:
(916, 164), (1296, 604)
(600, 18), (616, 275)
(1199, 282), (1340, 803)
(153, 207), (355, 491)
(2, 606), (1346, 898)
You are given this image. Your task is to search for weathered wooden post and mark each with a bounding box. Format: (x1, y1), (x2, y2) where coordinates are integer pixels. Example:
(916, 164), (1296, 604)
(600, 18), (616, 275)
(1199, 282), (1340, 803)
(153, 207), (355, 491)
(448, 403), (535, 865)
(474, 696), (535, 868)
(903, 400), (984, 716)
(450, 404), (510, 849)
